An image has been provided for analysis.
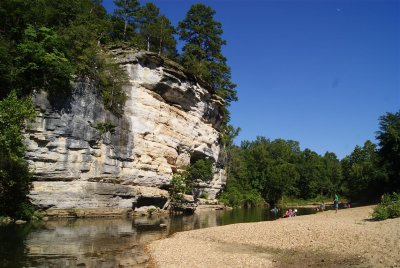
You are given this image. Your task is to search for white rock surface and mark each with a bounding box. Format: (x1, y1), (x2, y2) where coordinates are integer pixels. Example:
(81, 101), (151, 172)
(26, 49), (226, 210)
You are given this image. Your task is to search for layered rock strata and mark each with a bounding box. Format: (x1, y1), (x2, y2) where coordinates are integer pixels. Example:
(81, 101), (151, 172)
(26, 49), (227, 212)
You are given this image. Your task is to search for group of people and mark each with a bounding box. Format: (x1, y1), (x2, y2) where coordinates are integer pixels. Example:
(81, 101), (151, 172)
(283, 208), (297, 218)
(273, 193), (351, 219)
(271, 207), (297, 218)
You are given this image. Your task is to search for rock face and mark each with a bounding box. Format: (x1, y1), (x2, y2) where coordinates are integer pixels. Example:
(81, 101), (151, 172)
(26, 48), (227, 211)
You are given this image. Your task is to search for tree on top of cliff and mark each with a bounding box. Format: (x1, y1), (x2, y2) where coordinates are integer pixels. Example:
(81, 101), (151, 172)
(136, 3), (177, 58)
(113, 0), (140, 40)
(178, 3), (237, 103)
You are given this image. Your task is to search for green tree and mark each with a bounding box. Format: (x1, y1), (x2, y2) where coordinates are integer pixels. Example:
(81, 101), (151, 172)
(156, 15), (177, 57)
(297, 149), (320, 199)
(178, 3), (237, 103)
(321, 152), (342, 195)
(221, 124), (241, 148)
(0, 91), (36, 219)
(113, 0), (140, 40)
(376, 111), (400, 192)
(296, 149), (338, 199)
(13, 25), (74, 96)
(59, 1), (110, 77)
(223, 136), (343, 205)
(97, 54), (128, 117)
(0, 39), (13, 99)
(136, 3), (177, 57)
(225, 137), (302, 204)
(341, 141), (385, 201)
(136, 2), (160, 52)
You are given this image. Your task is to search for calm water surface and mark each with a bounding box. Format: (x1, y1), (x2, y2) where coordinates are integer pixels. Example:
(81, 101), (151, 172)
(0, 207), (314, 267)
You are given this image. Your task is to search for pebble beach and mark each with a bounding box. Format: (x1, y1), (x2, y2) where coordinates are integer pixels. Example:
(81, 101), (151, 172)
(148, 206), (400, 267)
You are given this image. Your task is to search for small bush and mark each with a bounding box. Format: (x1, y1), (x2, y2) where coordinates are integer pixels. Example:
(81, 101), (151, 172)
(95, 121), (116, 134)
(147, 207), (157, 215)
(372, 204), (389, 220)
(219, 184), (264, 208)
(169, 173), (189, 202)
(372, 193), (400, 221)
(218, 184), (242, 207)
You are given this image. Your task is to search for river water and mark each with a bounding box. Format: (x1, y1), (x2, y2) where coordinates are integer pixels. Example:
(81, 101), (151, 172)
(0, 207), (314, 268)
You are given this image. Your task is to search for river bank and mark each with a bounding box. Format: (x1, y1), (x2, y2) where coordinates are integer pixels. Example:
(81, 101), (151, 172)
(148, 205), (400, 267)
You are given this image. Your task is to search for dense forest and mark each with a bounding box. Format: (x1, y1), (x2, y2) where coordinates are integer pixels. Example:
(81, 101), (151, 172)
(0, 0), (398, 219)
(220, 111), (400, 207)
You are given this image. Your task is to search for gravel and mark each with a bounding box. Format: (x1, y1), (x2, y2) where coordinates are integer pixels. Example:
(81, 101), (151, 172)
(147, 206), (400, 267)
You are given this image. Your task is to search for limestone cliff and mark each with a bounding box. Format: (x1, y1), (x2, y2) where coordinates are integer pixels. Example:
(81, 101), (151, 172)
(26, 48), (227, 213)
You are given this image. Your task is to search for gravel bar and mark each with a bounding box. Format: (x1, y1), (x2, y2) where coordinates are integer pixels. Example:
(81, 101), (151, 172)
(147, 206), (400, 267)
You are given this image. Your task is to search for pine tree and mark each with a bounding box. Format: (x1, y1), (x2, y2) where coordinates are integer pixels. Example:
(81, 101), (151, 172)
(136, 3), (177, 57)
(156, 15), (177, 58)
(178, 4), (237, 103)
(137, 2), (159, 51)
(113, 0), (140, 40)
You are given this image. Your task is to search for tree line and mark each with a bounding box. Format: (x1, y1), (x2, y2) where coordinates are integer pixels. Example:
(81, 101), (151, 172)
(220, 111), (400, 207)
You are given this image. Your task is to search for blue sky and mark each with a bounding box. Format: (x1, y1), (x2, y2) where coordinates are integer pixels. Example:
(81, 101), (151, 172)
(103, 0), (400, 159)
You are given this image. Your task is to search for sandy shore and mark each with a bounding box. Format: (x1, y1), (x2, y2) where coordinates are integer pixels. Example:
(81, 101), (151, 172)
(148, 206), (400, 267)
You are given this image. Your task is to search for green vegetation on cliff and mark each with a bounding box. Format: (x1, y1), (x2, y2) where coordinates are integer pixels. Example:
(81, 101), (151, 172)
(178, 3), (237, 104)
(0, 0), (129, 116)
(0, 0), (236, 122)
(168, 159), (214, 204)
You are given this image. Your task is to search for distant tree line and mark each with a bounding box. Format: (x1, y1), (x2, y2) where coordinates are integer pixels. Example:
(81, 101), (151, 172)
(220, 111), (400, 207)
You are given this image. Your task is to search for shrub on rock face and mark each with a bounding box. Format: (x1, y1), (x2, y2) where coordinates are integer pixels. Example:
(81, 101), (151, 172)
(169, 159), (214, 201)
(372, 193), (400, 220)
(147, 206), (157, 215)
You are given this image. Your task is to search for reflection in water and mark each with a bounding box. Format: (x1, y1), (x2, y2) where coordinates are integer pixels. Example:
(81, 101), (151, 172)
(0, 207), (314, 267)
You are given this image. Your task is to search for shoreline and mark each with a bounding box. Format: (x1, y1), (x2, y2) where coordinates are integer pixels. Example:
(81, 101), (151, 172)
(148, 205), (400, 267)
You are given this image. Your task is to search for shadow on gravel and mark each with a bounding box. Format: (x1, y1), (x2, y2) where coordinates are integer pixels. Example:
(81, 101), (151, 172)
(216, 242), (367, 268)
(272, 249), (366, 268)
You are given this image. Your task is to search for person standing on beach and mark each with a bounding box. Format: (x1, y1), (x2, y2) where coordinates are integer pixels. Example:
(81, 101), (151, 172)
(334, 193), (339, 213)
(320, 201), (325, 212)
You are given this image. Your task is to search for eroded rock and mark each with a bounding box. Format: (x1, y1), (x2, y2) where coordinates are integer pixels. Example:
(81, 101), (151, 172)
(26, 49), (226, 212)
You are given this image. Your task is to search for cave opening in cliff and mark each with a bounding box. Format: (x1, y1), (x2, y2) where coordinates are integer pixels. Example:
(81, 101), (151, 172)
(190, 151), (210, 165)
(188, 153), (214, 193)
